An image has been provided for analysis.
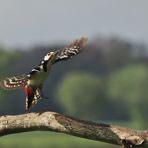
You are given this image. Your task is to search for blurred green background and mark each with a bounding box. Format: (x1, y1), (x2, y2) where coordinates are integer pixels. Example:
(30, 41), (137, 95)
(0, 36), (147, 147)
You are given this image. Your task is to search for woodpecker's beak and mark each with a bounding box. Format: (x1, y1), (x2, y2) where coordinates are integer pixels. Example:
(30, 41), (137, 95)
(54, 50), (60, 56)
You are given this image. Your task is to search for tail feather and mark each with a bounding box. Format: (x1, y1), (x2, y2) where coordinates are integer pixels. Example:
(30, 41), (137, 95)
(25, 88), (42, 110)
(0, 74), (28, 90)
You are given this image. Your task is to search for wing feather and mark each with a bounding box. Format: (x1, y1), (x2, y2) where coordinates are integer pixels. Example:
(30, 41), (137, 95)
(0, 74), (28, 90)
(54, 37), (88, 63)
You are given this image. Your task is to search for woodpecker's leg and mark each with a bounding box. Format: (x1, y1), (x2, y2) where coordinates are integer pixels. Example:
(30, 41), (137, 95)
(25, 108), (31, 113)
(24, 103), (32, 112)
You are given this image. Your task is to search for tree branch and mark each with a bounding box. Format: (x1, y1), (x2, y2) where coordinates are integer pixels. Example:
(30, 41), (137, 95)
(0, 111), (147, 148)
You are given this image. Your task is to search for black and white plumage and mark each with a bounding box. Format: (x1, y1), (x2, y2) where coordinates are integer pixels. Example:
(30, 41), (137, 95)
(0, 37), (88, 110)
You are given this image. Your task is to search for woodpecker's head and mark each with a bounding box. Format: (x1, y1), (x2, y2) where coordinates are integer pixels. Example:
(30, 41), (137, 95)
(44, 52), (55, 61)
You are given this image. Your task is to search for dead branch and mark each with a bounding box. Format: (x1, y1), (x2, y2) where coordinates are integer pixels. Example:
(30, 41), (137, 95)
(0, 111), (147, 148)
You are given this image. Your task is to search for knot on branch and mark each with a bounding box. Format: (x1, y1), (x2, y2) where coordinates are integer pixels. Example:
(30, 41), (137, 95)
(122, 135), (144, 148)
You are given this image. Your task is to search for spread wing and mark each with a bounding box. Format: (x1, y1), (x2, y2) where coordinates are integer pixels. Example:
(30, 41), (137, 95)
(0, 74), (28, 90)
(54, 37), (88, 63)
(25, 88), (42, 110)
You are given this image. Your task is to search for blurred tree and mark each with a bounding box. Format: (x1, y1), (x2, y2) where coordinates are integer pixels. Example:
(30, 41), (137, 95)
(107, 64), (148, 128)
(56, 72), (107, 120)
(0, 49), (20, 113)
(102, 38), (133, 72)
(0, 49), (19, 75)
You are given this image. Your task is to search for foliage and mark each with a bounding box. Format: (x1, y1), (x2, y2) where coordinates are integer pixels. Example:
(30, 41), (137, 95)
(107, 64), (148, 128)
(56, 72), (106, 120)
(0, 49), (19, 75)
(0, 49), (20, 111)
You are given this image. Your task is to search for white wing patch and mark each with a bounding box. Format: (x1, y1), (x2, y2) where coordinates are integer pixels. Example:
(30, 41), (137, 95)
(44, 52), (55, 61)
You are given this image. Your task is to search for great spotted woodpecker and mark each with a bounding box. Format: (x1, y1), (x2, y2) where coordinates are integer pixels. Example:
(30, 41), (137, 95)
(0, 37), (88, 110)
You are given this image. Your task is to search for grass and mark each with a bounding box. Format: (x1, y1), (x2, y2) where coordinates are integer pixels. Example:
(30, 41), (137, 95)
(0, 131), (118, 148)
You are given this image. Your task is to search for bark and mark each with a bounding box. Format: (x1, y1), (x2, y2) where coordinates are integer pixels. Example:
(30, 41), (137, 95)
(0, 111), (147, 148)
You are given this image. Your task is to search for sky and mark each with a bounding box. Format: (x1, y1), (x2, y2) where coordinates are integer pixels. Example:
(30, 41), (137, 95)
(0, 0), (147, 47)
